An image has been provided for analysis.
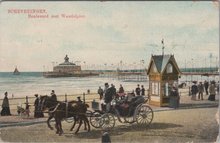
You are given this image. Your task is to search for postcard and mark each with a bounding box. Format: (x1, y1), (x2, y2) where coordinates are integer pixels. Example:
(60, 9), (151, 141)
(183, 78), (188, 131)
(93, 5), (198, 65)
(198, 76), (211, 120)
(0, 1), (219, 143)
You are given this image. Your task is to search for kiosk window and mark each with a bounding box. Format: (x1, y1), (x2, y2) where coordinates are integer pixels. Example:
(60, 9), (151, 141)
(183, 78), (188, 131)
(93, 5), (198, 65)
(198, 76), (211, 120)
(166, 63), (173, 73)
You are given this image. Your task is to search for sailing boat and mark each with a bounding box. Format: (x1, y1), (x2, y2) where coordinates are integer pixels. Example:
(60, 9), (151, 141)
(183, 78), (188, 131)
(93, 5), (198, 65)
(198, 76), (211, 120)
(13, 66), (20, 75)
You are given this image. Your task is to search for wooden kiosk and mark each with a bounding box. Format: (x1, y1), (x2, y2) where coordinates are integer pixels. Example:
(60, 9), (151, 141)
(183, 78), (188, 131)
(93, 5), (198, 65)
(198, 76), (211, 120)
(147, 55), (181, 107)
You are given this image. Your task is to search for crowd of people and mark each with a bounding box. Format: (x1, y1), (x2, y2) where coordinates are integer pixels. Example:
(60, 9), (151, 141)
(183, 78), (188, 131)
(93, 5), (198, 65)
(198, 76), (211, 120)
(190, 80), (219, 101)
(97, 83), (146, 112)
(1, 80), (218, 116)
(0, 90), (58, 117)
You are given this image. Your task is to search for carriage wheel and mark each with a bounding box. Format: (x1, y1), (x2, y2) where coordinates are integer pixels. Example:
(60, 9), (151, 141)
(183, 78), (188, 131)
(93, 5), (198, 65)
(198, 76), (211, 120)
(90, 111), (103, 128)
(135, 105), (154, 125)
(101, 113), (115, 130)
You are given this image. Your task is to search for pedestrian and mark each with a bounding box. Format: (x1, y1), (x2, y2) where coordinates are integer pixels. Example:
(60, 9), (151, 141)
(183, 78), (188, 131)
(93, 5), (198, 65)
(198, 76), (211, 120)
(118, 84), (125, 99)
(98, 86), (104, 100)
(119, 84), (124, 94)
(141, 85), (145, 96)
(104, 83), (114, 112)
(191, 82), (198, 100)
(215, 109), (219, 143)
(169, 87), (180, 108)
(35, 94), (44, 118)
(102, 83), (109, 111)
(110, 84), (116, 98)
(204, 80), (209, 95)
(51, 90), (57, 101)
(77, 96), (83, 104)
(208, 81), (216, 101)
(34, 94), (40, 118)
(135, 84), (141, 96)
(25, 102), (30, 117)
(1, 92), (11, 116)
(198, 81), (204, 100)
(101, 130), (111, 143)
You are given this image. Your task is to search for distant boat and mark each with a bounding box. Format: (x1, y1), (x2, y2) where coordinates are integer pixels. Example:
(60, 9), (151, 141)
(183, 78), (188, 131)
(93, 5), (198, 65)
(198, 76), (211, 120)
(13, 67), (20, 75)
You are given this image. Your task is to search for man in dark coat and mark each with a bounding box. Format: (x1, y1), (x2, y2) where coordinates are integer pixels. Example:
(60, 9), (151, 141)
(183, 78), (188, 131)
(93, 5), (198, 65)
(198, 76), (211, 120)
(77, 96), (83, 104)
(104, 84), (115, 112)
(141, 85), (145, 96)
(51, 90), (57, 101)
(204, 80), (209, 95)
(34, 94), (40, 118)
(135, 84), (141, 96)
(98, 86), (104, 100)
(1, 92), (11, 116)
(101, 131), (111, 143)
(191, 82), (198, 100)
(34, 94), (44, 118)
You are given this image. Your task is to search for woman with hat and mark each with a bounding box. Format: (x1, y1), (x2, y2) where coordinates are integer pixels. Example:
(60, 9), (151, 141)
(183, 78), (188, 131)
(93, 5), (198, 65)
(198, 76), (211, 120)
(34, 94), (40, 118)
(208, 81), (216, 101)
(1, 92), (11, 116)
(34, 94), (44, 118)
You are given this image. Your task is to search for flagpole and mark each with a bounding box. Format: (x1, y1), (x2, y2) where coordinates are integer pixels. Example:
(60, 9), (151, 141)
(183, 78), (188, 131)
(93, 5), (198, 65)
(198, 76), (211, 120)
(162, 39), (164, 55)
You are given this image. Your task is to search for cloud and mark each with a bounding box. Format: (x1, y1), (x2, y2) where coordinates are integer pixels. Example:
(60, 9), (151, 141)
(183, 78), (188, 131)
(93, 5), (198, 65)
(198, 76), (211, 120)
(0, 1), (218, 71)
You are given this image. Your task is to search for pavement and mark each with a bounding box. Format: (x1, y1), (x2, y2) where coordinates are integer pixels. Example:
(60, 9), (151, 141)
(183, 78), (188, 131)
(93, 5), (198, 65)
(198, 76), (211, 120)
(0, 92), (219, 128)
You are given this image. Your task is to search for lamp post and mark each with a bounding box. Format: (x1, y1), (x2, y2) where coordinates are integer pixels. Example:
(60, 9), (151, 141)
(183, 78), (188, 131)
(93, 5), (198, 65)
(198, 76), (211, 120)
(191, 58), (193, 82)
(120, 60), (123, 71)
(216, 57), (218, 72)
(209, 53), (212, 72)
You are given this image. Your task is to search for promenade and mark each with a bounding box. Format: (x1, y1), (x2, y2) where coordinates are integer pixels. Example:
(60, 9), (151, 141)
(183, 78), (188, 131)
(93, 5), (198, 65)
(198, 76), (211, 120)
(0, 87), (218, 128)
(0, 87), (219, 143)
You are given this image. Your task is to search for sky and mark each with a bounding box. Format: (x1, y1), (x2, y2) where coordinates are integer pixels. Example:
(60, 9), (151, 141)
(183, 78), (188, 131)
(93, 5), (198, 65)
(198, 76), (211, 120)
(0, 1), (219, 72)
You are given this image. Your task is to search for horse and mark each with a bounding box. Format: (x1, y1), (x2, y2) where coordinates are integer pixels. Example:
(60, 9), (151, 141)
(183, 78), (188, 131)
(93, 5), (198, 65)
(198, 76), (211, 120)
(40, 95), (90, 135)
(39, 95), (58, 130)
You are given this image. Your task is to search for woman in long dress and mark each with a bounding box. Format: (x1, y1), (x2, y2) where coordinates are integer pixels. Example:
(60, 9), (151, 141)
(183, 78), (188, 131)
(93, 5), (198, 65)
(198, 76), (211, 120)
(208, 82), (216, 101)
(1, 92), (11, 116)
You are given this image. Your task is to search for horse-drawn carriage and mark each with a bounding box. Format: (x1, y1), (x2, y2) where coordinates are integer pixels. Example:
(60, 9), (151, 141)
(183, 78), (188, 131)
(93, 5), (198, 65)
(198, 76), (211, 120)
(89, 94), (154, 130)
(40, 93), (154, 135)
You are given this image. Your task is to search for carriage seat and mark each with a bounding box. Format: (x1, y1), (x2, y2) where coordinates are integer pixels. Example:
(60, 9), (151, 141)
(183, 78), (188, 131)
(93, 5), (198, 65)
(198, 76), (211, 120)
(125, 95), (145, 106)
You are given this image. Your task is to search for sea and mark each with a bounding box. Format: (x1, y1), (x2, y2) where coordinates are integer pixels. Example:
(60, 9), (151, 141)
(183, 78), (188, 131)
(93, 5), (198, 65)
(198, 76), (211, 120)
(0, 72), (218, 98)
(0, 72), (148, 98)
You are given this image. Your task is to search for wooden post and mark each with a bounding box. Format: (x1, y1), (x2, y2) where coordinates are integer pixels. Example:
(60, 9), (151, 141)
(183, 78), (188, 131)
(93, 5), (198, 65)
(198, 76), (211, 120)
(25, 96), (30, 117)
(26, 96), (28, 105)
(83, 92), (85, 103)
(65, 93), (67, 102)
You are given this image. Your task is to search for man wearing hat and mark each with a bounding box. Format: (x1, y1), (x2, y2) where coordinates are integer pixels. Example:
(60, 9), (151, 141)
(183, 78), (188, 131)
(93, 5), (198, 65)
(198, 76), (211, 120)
(51, 90), (57, 102)
(135, 84), (141, 96)
(191, 82), (198, 100)
(77, 96), (82, 104)
(104, 83), (115, 112)
(198, 81), (204, 100)
(34, 94), (39, 118)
